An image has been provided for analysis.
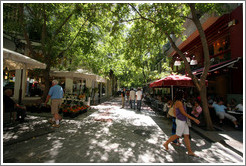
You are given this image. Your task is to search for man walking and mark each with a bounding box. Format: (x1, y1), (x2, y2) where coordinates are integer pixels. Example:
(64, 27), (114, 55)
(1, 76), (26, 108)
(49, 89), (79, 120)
(136, 88), (143, 111)
(45, 80), (64, 127)
(129, 88), (136, 109)
(121, 88), (126, 108)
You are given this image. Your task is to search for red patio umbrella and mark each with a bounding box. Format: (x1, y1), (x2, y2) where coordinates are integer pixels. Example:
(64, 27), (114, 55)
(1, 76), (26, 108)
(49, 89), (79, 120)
(149, 74), (203, 88)
(149, 74), (208, 100)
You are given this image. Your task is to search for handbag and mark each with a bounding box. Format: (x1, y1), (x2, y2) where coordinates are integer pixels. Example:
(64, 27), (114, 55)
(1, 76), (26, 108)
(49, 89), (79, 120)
(168, 107), (175, 117)
(187, 118), (191, 127)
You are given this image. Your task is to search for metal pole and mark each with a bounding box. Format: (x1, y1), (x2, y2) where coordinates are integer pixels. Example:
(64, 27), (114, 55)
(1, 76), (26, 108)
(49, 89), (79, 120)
(18, 69), (23, 104)
(171, 85), (173, 101)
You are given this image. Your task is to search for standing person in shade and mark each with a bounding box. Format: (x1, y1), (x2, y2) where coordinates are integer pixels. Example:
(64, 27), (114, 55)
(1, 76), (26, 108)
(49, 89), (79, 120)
(126, 89), (130, 104)
(129, 88), (136, 110)
(136, 88), (143, 111)
(45, 80), (64, 128)
(163, 90), (200, 156)
(121, 88), (126, 108)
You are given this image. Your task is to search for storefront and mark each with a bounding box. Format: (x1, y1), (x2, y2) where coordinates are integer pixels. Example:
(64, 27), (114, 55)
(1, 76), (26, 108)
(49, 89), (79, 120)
(169, 5), (243, 104)
(3, 48), (46, 103)
(49, 69), (108, 105)
(193, 57), (243, 103)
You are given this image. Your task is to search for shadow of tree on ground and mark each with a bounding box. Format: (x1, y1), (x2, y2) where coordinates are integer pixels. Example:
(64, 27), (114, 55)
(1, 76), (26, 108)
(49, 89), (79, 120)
(3, 97), (243, 163)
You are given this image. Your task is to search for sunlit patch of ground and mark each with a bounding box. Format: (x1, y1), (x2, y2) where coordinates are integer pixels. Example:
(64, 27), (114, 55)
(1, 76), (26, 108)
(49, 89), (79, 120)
(3, 98), (244, 163)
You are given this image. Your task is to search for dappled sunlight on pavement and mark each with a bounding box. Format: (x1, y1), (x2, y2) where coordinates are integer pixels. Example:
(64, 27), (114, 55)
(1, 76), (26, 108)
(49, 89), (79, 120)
(3, 97), (243, 163)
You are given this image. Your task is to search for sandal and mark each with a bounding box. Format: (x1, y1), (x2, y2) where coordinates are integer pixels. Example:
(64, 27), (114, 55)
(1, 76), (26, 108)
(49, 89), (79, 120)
(52, 124), (60, 128)
(163, 143), (169, 150)
(188, 152), (198, 157)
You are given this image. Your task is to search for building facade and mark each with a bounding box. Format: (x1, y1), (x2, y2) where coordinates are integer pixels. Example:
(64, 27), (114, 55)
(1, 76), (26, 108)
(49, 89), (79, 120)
(166, 4), (243, 102)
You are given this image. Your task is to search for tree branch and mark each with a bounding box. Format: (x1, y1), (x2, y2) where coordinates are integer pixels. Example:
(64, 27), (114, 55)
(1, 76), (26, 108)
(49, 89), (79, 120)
(18, 4), (35, 58)
(58, 16), (90, 57)
(180, 15), (193, 21)
(188, 3), (210, 85)
(164, 31), (201, 91)
(128, 3), (156, 24)
(25, 5), (35, 18)
(41, 4), (47, 56)
(119, 17), (142, 23)
(47, 7), (75, 56)
(53, 12), (74, 37)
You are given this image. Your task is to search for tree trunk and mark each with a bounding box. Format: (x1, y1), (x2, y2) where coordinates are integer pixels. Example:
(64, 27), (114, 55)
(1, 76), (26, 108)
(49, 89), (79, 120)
(41, 66), (51, 101)
(199, 86), (214, 130)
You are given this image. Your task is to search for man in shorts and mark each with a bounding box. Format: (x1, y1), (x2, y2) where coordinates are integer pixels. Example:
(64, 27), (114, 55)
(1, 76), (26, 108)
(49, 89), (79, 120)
(211, 99), (239, 129)
(45, 80), (64, 127)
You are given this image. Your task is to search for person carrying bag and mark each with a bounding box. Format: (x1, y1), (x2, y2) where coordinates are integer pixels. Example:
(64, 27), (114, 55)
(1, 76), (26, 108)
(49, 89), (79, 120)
(167, 106), (175, 118)
(166, 102), (180, 145)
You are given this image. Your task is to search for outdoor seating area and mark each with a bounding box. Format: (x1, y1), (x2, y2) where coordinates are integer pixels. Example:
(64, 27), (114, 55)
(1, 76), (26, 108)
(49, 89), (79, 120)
(144, 95), (165, 116)
(146, 74), (243, 131)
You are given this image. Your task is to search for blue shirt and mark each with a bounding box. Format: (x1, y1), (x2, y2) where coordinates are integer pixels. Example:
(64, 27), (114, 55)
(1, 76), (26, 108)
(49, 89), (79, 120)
(212, 102), (227, 113)
(48, 85), (64, 99)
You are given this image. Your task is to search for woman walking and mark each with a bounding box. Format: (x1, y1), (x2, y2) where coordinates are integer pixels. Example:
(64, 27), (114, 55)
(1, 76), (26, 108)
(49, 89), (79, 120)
(163, 90), (200, 156)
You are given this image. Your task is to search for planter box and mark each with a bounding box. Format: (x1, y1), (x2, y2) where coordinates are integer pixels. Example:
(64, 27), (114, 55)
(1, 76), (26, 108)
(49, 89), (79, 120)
(63, 112), (70, 117)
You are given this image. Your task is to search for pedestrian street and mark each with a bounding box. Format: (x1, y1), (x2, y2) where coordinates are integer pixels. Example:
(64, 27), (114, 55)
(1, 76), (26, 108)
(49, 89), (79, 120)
(3, 97), (243, 163)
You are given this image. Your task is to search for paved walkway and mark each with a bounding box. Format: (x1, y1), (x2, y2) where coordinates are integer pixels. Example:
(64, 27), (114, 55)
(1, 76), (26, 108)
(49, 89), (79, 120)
(2, 97), (243, 163)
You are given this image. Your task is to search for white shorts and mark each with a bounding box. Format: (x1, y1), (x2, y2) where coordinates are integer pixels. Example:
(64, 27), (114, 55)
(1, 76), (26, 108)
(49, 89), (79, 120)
(176, 118), (189, 136)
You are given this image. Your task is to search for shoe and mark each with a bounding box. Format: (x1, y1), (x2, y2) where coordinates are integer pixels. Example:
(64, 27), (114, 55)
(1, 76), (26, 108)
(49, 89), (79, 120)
(52, 124), (60, 128)
(48, 119), (55, 124)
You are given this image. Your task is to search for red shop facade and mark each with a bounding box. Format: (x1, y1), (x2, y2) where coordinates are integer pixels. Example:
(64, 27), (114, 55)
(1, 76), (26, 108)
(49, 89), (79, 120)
(172, 5), (243, 102)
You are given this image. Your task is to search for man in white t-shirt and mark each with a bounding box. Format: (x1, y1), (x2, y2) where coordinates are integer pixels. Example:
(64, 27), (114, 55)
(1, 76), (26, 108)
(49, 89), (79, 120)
(129, 88), (136, 110)
(136, 88), (143, 111)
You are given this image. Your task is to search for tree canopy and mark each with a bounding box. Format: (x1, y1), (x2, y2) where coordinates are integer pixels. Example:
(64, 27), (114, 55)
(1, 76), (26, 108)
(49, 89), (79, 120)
(4, 3), (233, 129)
(3, 3), (175, 88)
(3, 3), (232, 87)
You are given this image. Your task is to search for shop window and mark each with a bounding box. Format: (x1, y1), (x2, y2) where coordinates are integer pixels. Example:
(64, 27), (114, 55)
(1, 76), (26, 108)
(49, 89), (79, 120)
(210, 35), (231, 63)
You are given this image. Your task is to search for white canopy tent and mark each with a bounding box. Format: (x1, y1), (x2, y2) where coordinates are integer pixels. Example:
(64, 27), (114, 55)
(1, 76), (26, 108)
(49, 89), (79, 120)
(50, 69), (107, 98)
(3, 48), (46, 70)
(3, 48), (46, 103)
(50, 69), (107, 83)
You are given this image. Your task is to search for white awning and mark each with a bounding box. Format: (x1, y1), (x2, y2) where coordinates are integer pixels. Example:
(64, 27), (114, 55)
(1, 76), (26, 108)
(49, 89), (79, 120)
(96, 75), (107, 83)
(50, 69), (107, 83)
(3, 48), (46, 70)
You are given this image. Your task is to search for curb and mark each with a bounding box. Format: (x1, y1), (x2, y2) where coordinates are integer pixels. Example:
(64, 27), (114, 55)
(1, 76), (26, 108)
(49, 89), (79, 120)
(219, 140), (243, 157)
(3, 128), (55, 146)
(190, 126), (243, 157)
(190, 127), (215, 143)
